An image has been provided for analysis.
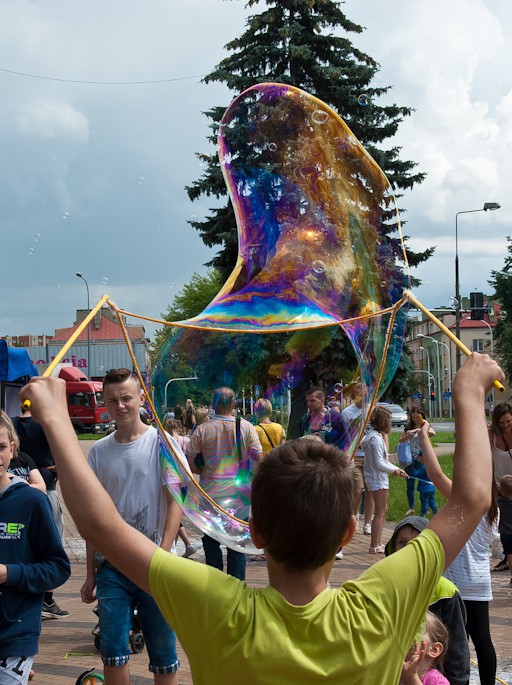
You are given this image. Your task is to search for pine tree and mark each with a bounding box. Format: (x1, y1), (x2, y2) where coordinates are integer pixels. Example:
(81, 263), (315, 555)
(187, 0), (433, 278)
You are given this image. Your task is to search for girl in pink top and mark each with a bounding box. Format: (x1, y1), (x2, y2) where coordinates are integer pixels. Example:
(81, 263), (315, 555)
(400, 611), (450, 685)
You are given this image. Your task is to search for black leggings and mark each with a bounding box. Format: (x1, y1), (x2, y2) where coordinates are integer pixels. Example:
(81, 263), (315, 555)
(464, 600), (496, 685)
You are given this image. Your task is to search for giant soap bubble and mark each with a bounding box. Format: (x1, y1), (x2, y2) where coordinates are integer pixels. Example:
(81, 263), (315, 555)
(151, 82), (410, 553)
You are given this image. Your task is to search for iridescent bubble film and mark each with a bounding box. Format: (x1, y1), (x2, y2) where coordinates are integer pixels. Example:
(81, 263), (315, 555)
(153, 83), (410, 551)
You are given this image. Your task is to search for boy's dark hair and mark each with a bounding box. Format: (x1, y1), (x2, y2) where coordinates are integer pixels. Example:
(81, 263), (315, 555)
(306, 387), (325, 400)
(251, 439), (355, 570)
(499, 475), (512, 499)
(103, 368), (140, 389)
(370, 405), (392, 433)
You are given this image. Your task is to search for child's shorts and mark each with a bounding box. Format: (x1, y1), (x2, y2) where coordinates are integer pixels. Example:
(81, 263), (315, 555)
(96, 564), (179, 674)
(0, 656), (34, 685)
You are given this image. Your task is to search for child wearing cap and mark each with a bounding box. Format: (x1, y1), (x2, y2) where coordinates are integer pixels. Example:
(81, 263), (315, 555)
(386, 516), (470, 685)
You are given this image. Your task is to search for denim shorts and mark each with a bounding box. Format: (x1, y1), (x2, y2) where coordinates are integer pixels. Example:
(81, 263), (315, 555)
(96, 564), (179, 673)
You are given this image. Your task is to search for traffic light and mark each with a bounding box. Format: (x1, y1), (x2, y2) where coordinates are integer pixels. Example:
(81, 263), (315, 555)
(470, 291), (485, 320)
(430, 391), (436, 402)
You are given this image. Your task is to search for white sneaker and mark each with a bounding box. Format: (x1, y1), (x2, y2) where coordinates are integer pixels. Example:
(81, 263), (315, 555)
(363, 523), (372, 535)
(183, 545), (197, 559)
(335, 549), (344, 560)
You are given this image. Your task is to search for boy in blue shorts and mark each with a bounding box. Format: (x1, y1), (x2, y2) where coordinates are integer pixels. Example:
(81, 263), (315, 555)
(20, 353), (503, 685)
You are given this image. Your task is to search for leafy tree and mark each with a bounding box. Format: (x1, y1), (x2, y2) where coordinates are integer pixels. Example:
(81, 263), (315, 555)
(489, 236), (512, 380)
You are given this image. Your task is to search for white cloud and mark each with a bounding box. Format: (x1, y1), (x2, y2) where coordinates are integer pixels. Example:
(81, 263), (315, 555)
(17, 99), (89, 141)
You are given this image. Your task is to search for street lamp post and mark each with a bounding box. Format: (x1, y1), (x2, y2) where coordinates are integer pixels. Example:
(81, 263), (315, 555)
(420, 346), (433, 417)
(75, 272), (90, 375)
(455, 203), (500, 371)
(164, 375), (198, 411)
(420, 336), (442, 418)
(418, 334), (453, 419)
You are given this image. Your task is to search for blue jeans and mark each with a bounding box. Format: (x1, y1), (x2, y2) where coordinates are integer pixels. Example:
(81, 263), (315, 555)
(420, 491), (438, 516)
(404, 465), (417, 509)
(202, 533), (246, 580)
(96, 564), (179, 673)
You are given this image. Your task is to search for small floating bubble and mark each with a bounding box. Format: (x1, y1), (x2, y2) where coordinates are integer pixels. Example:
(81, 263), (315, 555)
(357, 93), (370, 106)
(312, 260), (326, 274)
(62, 211), (70, 220)
(448, 296), (458, 309)
(34, 232), (42, 242)
(500, 311), (508, 321)
(471, 97), (485, 110)
(311, 110), (329, 125)
(267, 142), (277, 152)
(28, 247), (35, 255)
(101, 276), (110, 285)
(479, 129), (491, 141)
(138, 176), (144, 184)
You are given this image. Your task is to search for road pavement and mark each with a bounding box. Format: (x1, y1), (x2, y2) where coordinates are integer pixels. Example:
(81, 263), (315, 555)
(40, 440), (510, 685)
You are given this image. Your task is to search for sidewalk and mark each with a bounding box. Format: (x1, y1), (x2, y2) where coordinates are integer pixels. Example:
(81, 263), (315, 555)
(37, 442), (511, 685)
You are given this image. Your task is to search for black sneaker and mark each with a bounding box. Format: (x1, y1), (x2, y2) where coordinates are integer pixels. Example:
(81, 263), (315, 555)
(42, 601), (69, 619)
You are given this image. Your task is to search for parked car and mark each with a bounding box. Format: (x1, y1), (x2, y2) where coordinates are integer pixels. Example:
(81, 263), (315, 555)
(376, 402), (408, 427)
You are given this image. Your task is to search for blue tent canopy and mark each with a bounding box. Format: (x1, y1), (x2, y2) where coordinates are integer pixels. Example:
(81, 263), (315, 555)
(0, 340), (38, 382)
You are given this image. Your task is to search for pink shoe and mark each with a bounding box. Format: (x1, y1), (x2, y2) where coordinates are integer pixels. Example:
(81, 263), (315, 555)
(368, 545), (385, 554)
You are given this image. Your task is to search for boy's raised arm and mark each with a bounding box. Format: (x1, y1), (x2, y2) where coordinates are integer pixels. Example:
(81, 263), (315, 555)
(426, 353), (504, 569)
(19, 377), (157, 593)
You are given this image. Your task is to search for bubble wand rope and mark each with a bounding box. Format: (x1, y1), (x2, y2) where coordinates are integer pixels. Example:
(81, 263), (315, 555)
(469, 659), (508, 685)
(404, 290), (504, 392)
(107, 299), (249, 527)
(22, 294), (111, 411)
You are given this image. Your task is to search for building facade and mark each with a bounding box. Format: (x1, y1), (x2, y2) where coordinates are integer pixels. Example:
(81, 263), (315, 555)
(406, 300), (509, 418)
(2, 308), (151, 382)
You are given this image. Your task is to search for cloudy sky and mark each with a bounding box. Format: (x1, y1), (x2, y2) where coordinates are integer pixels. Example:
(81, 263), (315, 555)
(1, 0), (510, 341)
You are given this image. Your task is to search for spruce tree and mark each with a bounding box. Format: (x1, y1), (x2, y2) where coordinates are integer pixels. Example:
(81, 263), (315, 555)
(168, 1), (434, 432)
(187, 0), (433, 278)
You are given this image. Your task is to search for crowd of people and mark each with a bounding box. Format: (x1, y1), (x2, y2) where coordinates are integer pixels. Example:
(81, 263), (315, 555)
(1, 354), (511, 684)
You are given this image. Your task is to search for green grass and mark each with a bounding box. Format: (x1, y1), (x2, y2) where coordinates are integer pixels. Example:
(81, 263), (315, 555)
(386, 454), (454, 522)
(77, 433), (103, 440)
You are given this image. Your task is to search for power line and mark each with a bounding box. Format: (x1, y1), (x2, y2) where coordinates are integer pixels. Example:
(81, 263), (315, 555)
(0, 67), (206, 85)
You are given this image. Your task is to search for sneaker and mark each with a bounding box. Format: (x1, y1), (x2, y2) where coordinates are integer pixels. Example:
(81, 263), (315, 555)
(183, 545), (197, 559)
(42, 601), (69, 619)
(404, 509), (415, 516)
(335, 549), (344, 560)
(363, 523), (372, 535)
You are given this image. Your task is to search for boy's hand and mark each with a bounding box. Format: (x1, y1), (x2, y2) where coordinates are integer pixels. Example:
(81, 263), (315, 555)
(452, 353), (504, 397)
(19, 377), (69, 428)
(80, 575), (97, 604)
(418, 420), (431, 439)
(0, 564), (7, 584)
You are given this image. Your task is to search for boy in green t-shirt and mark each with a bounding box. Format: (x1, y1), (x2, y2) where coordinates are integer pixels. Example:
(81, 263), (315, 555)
(20, 353), (503, 685)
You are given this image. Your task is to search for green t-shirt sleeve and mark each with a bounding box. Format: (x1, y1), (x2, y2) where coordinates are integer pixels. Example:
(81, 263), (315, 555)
(343, 529), (444, 656)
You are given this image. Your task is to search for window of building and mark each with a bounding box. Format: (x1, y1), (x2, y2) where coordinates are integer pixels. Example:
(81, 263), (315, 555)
(473, 339), (484, 352)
